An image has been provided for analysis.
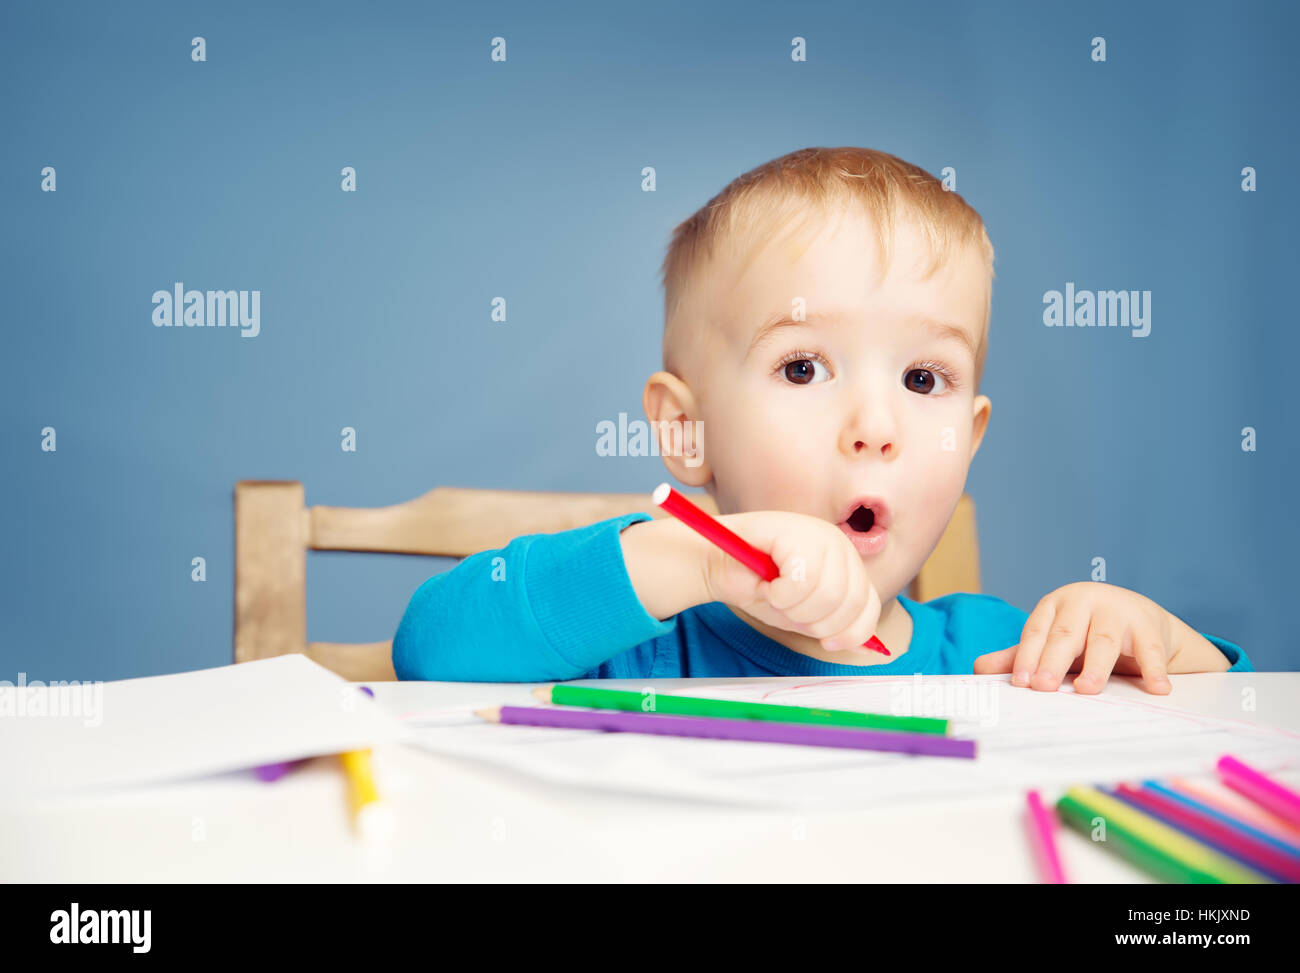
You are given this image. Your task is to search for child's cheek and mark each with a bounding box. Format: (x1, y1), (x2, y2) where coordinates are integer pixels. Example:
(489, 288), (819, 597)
(707, 397), (819, 507)
(743, 394), (824, 461)
(747, 422), (825, 501)
(906, 427), (971, 526)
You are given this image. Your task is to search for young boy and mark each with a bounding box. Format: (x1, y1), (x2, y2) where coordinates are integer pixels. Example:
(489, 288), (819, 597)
(393, 146), (1251, 692)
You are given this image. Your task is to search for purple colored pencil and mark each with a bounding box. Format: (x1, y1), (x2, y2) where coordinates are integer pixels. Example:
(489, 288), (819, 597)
(489, 705), (976, 758)
(253, 759), (306, 782)
(1114, 782), (1300, 883)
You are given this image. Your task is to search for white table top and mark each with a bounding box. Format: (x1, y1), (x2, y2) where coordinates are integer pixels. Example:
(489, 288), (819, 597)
(3, 672), (1297, 882)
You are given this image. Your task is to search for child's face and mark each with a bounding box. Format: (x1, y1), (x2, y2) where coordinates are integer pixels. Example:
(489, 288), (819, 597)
(683, 205), (992, 603)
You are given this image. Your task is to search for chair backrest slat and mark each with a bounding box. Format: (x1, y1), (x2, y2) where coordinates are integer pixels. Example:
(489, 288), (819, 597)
(234, 481), (308, 665)
(308, 487), (698, 557)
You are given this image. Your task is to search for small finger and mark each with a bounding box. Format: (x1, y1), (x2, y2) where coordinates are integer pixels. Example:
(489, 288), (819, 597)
(1011, 599), (1057, 687)
(784, 546), (849, 628)
(767, 545), (829, 614)
(1132, 626), (1172, 694)
(973, 645), (1018, 674)
(1031, 602), (1090, 691)
(1073, 614), (1124, 695)
(823, 582), (881, 653)
(810, 553), (870, 644)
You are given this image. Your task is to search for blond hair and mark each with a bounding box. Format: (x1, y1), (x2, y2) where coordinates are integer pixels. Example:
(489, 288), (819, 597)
(660, 146), (995, 385)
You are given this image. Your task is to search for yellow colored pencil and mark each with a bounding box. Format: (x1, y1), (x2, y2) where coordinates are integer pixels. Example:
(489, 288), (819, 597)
(1056, 786), (1270, 884)
(338, 749), (393, 841)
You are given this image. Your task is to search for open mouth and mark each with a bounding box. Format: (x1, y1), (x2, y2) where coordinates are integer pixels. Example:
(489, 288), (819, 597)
(847, 505), (876, 533)
(837, 498), (890, 556)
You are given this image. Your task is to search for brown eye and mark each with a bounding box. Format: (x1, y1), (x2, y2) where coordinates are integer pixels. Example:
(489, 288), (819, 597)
(904, 368), (947, 394)
(782, 359), (828, 385)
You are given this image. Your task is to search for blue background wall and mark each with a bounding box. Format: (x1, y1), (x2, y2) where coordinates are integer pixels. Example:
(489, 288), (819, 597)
(3, 0), (1295, 680)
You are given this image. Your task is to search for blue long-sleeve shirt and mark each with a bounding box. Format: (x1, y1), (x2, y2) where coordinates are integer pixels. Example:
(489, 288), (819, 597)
(392, 512), (1252, 681)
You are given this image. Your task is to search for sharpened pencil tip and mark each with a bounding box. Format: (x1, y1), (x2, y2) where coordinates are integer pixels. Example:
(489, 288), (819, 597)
(473, 706), (502, 722)
(531, 686), (551, 703)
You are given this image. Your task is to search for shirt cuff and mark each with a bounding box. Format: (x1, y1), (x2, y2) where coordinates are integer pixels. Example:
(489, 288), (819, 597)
(1200, 631), (1253, 672)
(524, 512), (677, 674)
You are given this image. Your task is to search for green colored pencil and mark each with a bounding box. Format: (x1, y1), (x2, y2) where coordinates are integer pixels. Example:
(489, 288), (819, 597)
(1055, 786), (1271, 884)
(532, 684), (949, 735)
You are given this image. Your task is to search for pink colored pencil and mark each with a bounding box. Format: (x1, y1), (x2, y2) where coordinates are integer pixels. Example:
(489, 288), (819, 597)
(1025, 790), (1068, 883)
(1116, 783), (1300, 883)
(653, 483), (890, 657)
(1170, 777), (1300, 842)
(1217, 755), (1300, 828)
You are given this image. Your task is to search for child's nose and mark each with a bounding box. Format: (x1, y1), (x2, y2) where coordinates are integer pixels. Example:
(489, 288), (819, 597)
(840, 431), (895, 458)
(838, 408), (897, 459)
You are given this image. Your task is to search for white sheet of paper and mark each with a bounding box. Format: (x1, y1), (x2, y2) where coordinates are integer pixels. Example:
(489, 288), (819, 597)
(0, 654), (413, 802)
(406, 676), (1300, 809)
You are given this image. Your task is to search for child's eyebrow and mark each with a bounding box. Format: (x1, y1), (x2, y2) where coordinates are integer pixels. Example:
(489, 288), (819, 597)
(914, 317), (978, 360)
(745, 310), (977, 360)
(744, 310), (848, 358)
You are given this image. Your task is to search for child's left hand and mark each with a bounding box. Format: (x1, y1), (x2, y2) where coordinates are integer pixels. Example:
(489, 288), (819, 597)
(972, 582), (1226, 695)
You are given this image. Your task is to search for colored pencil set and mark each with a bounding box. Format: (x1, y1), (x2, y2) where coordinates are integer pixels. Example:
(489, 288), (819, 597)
(476, 683), (975, 758)
(486, 685), (1299, 883)
(1025, 755), (1300, 884)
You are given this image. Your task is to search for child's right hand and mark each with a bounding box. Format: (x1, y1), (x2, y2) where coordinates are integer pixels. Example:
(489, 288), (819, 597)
(704, 511), (882, 654)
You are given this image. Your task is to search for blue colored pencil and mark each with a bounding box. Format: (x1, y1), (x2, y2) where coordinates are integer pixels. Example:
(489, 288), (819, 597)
(1146, 781), (1300, 861)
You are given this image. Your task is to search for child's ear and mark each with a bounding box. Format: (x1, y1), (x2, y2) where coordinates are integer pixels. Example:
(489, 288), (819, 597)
(642, 371), (712, 487)
(969, 394), (992, 458)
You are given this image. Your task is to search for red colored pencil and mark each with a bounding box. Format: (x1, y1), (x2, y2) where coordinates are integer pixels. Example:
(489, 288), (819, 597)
(652, 483), (890, 657)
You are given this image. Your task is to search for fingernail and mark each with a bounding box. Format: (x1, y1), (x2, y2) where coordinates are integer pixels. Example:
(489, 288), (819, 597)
(823, 639), (841, 652)
(1012, 671), (1030, 686)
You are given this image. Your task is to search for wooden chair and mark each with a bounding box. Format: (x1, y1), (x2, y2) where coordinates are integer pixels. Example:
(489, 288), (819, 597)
(234, 482), (981, 681)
